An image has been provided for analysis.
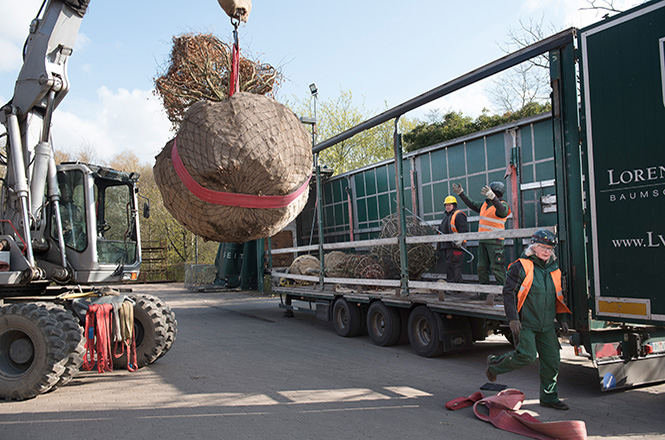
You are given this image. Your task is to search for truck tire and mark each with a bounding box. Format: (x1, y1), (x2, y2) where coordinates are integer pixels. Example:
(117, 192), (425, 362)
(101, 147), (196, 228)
(0, 303), (67, 400)
(112, 294), (168, 369)
(407, 306), (444, 357)
(42, 304), (84, 389)
(367, 301), (401, 346)
(332, 298), (363, 337)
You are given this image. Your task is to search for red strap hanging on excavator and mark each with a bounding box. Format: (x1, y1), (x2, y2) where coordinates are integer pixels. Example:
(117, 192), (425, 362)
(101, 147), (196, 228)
(82, 303), (114, 373)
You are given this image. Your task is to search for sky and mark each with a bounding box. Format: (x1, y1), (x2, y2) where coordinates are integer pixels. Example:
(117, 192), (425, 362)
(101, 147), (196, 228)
(0, 0), (642, 166)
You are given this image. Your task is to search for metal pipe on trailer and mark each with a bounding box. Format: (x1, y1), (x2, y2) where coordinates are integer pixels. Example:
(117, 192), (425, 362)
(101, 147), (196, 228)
(392, 117), (409, 297)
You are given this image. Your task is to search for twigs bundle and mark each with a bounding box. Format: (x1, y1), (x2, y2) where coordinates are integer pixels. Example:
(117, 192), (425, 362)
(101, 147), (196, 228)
(154, 33), (279, 129)
(374, 213), (438, 280)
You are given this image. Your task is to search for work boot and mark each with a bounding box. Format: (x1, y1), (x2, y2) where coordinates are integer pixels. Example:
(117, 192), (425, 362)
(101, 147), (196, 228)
(540, 400), (569, 411)
(485, 355), (497, 382)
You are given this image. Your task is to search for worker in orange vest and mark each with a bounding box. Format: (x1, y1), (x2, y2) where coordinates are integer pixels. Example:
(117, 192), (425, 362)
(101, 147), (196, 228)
(437, 195), (468, 283)
(485, 229), (572, 411)
(452, 181), (511, 294)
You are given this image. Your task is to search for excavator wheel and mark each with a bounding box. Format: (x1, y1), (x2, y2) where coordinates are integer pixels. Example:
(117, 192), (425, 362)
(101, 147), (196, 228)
(153, 297), (177, 361)
(41, 304), (85, 390)
(0, 303), (67, 400)
(112, 294), (169, 370)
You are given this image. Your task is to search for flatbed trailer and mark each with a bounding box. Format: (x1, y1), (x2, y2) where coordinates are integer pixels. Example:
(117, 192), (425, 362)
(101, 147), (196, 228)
(266, 1), (665, 390)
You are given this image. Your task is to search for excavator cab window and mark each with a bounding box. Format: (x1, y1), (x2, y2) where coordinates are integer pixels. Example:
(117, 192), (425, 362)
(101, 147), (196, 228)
(94, 180), (137, 266)
(53, 170), (87, 251)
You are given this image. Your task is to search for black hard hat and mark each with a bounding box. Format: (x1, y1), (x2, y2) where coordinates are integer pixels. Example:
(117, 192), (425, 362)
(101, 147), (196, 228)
(489, 181), (505, 197)
(532, 229), (557, 246)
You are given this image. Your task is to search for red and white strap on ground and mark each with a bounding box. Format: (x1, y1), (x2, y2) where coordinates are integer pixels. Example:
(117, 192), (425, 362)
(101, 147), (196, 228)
(447, 389), (587, 440)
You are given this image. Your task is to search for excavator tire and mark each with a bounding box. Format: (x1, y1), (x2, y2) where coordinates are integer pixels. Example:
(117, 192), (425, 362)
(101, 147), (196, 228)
(42, 304), (84, 390)
(0, 303), (67, 400)
(112, 294), (169, 370)
(153, 297), (177, 361)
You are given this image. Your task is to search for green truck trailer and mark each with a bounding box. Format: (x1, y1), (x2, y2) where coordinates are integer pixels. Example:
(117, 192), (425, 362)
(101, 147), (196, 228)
(267, 1), (665, 391)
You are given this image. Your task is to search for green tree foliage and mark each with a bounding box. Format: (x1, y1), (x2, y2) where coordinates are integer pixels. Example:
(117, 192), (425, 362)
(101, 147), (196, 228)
(402, 102), (551, 152)
(289, 89), (417, 175)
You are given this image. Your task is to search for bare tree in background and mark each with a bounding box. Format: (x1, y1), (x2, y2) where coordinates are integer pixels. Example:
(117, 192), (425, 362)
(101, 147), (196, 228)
(580, 0), (625, 14)
(488, 15), (554, 113)
(488, 1), (647, 113)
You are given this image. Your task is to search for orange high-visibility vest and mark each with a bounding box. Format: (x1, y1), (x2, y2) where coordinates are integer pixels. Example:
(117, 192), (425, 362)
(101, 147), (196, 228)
(479, 202), (510, 239)
(512, 258), (572, 314)
(450, 210), (466, 245)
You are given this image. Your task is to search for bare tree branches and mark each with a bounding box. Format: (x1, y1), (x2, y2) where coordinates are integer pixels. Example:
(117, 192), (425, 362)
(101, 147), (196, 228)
(154, 33), (280, 130)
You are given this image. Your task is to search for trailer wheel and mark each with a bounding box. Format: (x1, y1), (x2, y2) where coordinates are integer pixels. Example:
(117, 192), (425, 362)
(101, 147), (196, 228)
(407, 306), (444, 357)
(112, 294), (168, 369)
(0, 303), (67, 400)
(367, 302), (401, 346)
(332, 298), (362, 337)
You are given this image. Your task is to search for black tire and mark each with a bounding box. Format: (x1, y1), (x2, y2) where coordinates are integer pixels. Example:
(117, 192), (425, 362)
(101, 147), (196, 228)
(112, 295), (168, 369)
(367, 301), (401, 347)
(42, 304), (84, 389)
(154, 297), (177, 361)
(332, 298), (363, 337)
(407, 306), (444, 357)
(0, 303), (67, 400)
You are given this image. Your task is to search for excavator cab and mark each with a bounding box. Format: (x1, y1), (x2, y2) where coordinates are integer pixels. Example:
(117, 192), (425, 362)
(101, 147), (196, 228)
(0, 162), (142, 293)
(46, 162), (142, 284)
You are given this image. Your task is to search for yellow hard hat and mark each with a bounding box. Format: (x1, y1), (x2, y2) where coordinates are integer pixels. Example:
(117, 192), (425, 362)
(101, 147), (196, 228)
(444, 195), (457, 204)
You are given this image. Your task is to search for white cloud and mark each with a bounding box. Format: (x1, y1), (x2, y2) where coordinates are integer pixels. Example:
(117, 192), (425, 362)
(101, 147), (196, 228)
(0, 0), (41, 73)
(51, 86), (173, 166)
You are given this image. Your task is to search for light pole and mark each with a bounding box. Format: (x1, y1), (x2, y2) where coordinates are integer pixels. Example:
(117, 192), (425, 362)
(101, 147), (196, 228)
(309, 83), (318, 144)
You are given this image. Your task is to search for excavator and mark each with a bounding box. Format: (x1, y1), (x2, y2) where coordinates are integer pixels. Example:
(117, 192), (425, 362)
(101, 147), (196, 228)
(0, 0), (178, 399)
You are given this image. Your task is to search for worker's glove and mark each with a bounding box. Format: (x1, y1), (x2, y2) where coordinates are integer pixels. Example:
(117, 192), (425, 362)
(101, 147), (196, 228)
(509, 320), (521, 335)
(481, 186), (496, 200)
(453, 240), (463, 248)
(452, 183), (464, 195)
(560, 321), (569, 336)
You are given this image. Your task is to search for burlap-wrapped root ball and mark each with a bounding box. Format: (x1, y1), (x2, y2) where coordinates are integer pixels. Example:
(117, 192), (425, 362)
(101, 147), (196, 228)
(154, 92), (312, 243)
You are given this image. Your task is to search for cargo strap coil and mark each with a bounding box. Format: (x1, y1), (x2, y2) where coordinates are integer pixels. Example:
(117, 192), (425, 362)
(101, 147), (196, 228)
(171, 138), (311, 208)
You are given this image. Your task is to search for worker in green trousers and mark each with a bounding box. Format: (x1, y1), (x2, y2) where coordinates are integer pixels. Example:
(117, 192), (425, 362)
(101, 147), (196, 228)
(485, 229), (572, 411)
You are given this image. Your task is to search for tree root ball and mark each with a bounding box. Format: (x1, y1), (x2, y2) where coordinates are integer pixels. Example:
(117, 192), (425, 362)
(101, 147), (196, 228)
(153, 92), (312, 243)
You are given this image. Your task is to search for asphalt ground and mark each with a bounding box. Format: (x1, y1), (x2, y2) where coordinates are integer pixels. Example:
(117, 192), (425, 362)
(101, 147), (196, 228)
(1, 283), (664, 440)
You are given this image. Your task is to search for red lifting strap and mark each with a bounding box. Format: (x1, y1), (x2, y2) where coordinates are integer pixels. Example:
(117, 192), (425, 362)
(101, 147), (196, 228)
(82, 303), (114, 373)
(171, 138), (311, 209)
(229, 18), (240, 97)
(447, 389), (587, 440)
